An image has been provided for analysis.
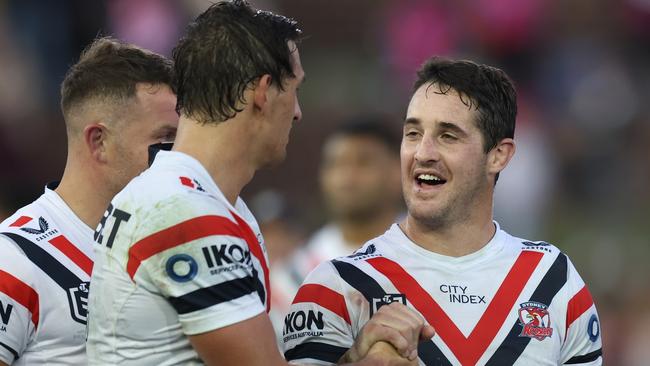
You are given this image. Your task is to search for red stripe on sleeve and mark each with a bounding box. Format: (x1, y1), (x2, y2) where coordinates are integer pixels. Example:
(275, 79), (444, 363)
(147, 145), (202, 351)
(48, 235), (94, 276)
(231, 212), (271, 312)
(9, 216), (32, 227)
(126, 215), (243, 279)
(0, 270), (39, 329)
(566, 286), (594, 331)
(293, 283), (351, 325)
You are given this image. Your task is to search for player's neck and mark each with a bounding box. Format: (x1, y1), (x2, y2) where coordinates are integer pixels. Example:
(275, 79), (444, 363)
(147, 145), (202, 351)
(338, 209), (398, 250)
(401, 212), (496, 257)
(173, 115), (256, 206)
(56, 158), (112, 230)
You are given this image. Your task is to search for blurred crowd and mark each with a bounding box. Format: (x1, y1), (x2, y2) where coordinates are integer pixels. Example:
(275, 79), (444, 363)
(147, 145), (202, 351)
(0, 0), (648, 364)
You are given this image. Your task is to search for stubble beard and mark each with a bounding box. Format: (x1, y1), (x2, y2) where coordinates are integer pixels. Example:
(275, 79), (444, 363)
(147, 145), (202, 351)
(404, 173), (486, 232)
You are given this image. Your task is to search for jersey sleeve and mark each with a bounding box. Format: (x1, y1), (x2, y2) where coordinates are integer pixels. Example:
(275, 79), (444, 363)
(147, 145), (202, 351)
(0, 236), (38, 364)
(130, 221), (266, 336)
(560, 258), (603, 365)
(282, 261), (355, 365)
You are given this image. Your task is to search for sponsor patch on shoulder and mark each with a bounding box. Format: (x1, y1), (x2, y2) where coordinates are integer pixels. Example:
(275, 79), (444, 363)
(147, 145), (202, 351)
(521, 241), (553, 253)
(348, 244), (381, 261)
(166, 254), (199, 282)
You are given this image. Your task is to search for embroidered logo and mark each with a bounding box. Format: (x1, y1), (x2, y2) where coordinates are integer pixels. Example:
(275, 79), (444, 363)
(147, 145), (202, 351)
(371, 294), (407, 316)
(20, 216), (49, 235)
(518, 301), (553, 340)
(67, 282), (90, 324)
(348, 244), (380, 261)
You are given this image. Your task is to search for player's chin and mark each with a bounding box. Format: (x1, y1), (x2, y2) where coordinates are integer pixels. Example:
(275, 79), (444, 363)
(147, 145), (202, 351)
(261, 148), (287, 168)
(406, 201), (444, 223)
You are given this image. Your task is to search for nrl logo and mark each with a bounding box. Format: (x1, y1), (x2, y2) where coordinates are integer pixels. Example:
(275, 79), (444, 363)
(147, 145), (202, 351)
(371, 294), (406, 316)
(67, 282), (89, 325)
(518, 301), (553, 341)
(20, 217), (49, 235)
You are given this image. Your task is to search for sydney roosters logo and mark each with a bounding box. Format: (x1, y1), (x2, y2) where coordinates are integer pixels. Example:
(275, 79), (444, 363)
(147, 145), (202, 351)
(518, 301), (553, 340)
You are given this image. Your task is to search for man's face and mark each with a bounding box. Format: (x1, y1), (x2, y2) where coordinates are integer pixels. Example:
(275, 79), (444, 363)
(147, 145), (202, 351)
(262, 42), (305, 166)
(320, 134), (401, 221)
(110, 83), (178, 193)
(401, 83), (492, 228)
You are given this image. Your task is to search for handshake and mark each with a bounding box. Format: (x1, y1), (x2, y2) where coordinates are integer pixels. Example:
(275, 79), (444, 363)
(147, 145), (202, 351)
(338, 302), (436, 366)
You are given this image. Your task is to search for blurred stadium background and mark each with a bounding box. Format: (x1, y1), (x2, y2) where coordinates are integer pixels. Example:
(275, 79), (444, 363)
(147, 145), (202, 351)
(0, 0), (648, 364)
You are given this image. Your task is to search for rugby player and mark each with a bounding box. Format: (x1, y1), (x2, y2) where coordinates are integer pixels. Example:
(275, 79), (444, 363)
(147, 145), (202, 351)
(87, 1), (433, 365)
(283, 57), (603, 365)
(0, 37), (178, 365)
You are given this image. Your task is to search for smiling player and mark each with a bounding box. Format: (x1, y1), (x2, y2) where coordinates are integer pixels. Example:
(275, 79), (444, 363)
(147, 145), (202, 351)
(283, 57), (602, 365)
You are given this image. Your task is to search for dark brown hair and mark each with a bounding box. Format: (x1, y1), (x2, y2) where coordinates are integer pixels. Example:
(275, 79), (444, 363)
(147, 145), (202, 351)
(173, 0), (302, 123)
(60, 36), (174, 118)
(414, 57), (517, 153)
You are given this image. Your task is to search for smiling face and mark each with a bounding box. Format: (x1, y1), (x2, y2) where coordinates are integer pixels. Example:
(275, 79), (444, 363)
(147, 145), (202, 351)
(401, 83), (494, 229)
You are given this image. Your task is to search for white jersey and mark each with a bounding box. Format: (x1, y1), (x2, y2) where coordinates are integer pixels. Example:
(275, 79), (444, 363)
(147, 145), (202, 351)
(270, 225), (355, 340)
(282, 223), (602, 366)
(87, 150), (270, 365)
(0, 185), (94, 365)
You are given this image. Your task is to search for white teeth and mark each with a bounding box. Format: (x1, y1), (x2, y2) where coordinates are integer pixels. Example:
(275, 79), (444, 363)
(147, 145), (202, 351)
(417, 174), (441, 181)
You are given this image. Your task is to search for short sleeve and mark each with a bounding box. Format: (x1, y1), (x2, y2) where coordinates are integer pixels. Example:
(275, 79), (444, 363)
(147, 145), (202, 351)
(133, 231), (265, 336)
(282, 261), (354, 365)
(560, 258), (602, 365)
(0, 236), (39, 364)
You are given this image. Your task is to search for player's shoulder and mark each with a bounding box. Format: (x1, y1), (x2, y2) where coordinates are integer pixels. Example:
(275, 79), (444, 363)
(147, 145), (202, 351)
(0, 234), (41, 286)
(332, 226), (396, 264)
(337, 240), (385, 263)
(504, 229), (564, 258)
(314, 239), (389, 283)
(117, 164), (225, 217)
(0, 194), (69, 245)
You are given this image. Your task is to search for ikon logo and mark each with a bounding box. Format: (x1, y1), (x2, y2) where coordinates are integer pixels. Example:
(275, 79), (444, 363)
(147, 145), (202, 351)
(202, 243), (252, 267)
(283, 310), (324, 335)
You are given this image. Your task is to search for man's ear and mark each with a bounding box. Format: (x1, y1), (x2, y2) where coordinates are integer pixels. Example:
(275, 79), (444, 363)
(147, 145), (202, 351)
(252, 74), (273, 111)
(487, 138), (516, 177)
(84, 123), (109, 163)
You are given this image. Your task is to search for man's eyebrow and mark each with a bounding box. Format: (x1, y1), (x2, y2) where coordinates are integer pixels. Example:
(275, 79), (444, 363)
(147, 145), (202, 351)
(404, 117), (421, 126)
(439, 121), (468, 137)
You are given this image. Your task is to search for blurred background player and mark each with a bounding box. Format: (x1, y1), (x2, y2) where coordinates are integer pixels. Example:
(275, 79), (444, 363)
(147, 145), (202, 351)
(0, 37), (177, 365)
(250, 189), (306, 267)
(270, 118), (402, 337)
(87, 2), (432, 365)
